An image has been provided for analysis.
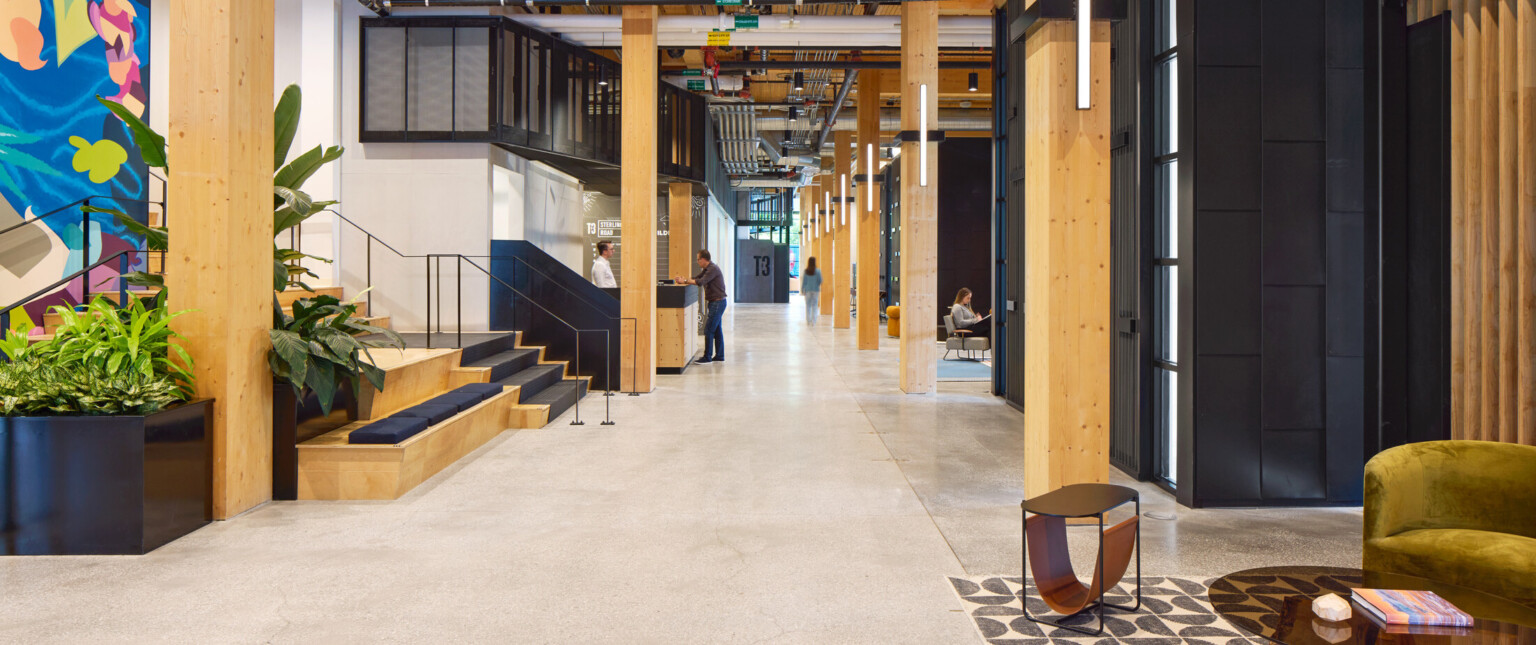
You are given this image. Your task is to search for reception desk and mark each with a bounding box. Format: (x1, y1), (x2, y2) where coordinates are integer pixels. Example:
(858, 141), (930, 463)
(602, 284), (700, 373)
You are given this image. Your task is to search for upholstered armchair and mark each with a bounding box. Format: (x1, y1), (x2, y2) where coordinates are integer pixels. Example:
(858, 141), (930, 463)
(1363, 440), (1536, 609)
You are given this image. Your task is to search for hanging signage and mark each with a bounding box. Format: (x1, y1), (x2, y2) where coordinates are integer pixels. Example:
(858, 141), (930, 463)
(715, 0), (743, 5)
(733, 15), (759, 30)
(679, 69), (703, 76)
(706, 30), (731, 46)
(686, 79), (706, 91)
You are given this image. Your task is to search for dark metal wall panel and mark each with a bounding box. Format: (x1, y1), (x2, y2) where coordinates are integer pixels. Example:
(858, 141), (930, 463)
(1260, 0), (1325, 142)
(1192, 67), (1262, 211)
(1109, 2), (1147, 477)
(1261, 143), (1327, 286)
(1193, 355), (1262, 501)
(938, 140), (994, 315)
(1184, 0), (1369, 506)
(1261, 286), (1325, 430)
(1193, 210), (1261, 354)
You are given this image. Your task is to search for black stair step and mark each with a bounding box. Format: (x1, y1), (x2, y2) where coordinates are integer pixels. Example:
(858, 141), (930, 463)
(466, 348), (540, 382)
(497, 363), (566, 402)
(457, 332), (520, 365)
(524, 380), (586, 424)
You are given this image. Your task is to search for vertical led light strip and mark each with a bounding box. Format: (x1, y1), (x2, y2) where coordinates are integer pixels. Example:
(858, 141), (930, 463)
(824, 192), (831, 232)
(919, 83), (929, 186)
(1077, 0), (1090, 109)
(840, 174), (848, 226)
(865, 144), (874, 205)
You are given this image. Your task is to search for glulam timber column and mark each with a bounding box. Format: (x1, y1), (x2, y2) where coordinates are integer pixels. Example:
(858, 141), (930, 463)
(168, 0), (275, 519)
(668, 183), (692, 280)
(620, 6), (657, 393)
(1021, 17), (1112, 497)
(857, 71), (882, 350)
(834, 131), (854, 330)
(899, 1), (939, 393)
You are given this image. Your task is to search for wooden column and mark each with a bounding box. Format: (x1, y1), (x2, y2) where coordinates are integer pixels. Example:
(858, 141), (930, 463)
(1449, 0), (1536, 445)
(1021, 20), (1112, 498)
(620, 6), (657, 393)
(834, 131), (854, 330)
(857, 71), (882, 350)
(168, 0), (275, 519)
(898, 1), (939, 393)
(819, 172), (835, 317)
(668, 183), (692, 280)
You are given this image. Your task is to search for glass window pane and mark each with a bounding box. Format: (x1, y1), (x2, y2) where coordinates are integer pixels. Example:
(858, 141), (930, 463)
(406, 27), (454, 132)
(1157, 159), (1179, 258)
(1162, 369), (1179, 483)
(1155, 265), (1178, 363)
(454, 28), (490, 132)
(363, 27), (405, 132)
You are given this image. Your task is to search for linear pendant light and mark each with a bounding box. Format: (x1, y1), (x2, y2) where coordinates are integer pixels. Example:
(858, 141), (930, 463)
(1077, 0), (1090, 109)
(919, 83), (928, 187)
(865, 143), (874, 205)
(840, 174), (848, 226)
(825, 193), (831, 232)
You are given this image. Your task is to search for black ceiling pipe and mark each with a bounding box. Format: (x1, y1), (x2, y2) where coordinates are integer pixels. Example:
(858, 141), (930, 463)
(364, 0), (943, 14)
(813, 68), (858, 154)
(717, 60), (990, 70)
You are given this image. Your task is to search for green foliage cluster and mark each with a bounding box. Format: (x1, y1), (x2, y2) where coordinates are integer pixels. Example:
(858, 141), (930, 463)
(0, 297), (195, 416)
(97, 84), (341, 292)
(270, 293), (404, 415)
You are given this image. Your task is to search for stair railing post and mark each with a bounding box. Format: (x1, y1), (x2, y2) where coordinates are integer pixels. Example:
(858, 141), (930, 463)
(602, 329), (614, 425)
(456, 255), (462, 349)
(435, 255), (442, 343)
(366, 236), (373, 317)
(571, 329), (583, 425)
(119, 253), (129, 307)
(425, 256), (432, 349)
(80, 200), (90, 303)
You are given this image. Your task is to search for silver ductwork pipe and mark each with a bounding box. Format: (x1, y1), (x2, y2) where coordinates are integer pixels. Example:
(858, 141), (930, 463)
(757, 135), (782, 165)
(813, 69), (858, 154)
(755, 109), (992, 132)
(497, 15), (993, 48)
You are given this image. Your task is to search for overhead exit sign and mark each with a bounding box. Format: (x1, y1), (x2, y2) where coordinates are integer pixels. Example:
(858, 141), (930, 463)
(687, 79), (706, 91)
(733, 15), (758, 29)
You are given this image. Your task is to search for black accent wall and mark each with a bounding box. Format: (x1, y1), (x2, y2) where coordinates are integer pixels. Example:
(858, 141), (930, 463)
(1177, 0), (1369, 506)
(938, 139), (994, 321)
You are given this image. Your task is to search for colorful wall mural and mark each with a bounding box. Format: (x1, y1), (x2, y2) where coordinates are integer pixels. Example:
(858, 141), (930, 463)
(0, 0), (151, 333)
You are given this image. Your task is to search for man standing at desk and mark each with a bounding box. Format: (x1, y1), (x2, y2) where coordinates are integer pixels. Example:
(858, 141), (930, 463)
(591, 240), (616, 288)
(677, 249), (728, 363)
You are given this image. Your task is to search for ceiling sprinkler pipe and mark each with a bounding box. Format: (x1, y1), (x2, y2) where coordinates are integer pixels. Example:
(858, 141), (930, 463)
(370, 0), (944, 11)
(754, 109), (992, 131)
(813, 68), (858, 154)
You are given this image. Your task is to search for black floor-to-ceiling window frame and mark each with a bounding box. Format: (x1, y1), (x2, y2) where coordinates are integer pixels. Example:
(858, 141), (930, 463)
(1148, 0), (1179, 488)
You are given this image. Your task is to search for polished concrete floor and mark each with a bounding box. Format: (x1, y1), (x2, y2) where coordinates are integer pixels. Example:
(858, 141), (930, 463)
(0, 300), (1360, 644)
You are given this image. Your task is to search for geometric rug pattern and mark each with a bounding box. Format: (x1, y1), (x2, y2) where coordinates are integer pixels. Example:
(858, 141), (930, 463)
(947, 575), (1267, 644)
(1205, 566), (1364, 639)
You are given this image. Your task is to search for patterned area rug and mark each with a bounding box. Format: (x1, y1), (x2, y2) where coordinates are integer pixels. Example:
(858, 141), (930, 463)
(948, 575), (1267, 644)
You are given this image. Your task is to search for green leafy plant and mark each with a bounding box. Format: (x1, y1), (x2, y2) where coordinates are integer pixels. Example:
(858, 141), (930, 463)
(96, 84), (341, 292)
(269, 292), (404, 415)
(0, 296), (195, 416)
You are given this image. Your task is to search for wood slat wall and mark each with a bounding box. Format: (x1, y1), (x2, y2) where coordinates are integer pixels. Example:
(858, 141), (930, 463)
(1441, 0), (1536, 445)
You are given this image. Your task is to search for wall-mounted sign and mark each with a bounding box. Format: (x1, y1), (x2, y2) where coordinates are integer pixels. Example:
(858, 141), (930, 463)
(686, 79), (706, 91)
(706, 30), (731, 46)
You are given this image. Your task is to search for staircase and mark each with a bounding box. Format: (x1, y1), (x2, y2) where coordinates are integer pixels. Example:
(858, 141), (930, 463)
(455, 332), (589, 423)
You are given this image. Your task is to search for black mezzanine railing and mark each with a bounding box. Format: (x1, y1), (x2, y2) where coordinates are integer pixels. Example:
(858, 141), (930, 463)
(358, 15), (709, 184)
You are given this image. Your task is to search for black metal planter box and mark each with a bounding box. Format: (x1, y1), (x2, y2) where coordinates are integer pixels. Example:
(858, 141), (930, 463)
(0, 399), (212, 555)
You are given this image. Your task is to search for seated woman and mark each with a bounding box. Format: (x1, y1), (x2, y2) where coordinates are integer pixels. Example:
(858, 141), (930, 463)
(950, 287), (990, 338)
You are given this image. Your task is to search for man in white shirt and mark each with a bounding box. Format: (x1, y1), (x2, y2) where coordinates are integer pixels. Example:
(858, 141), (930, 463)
(591, 240), (617, 288)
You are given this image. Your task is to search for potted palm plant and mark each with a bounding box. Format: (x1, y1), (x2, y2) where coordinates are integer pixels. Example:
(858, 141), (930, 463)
(0, 297), (210, 555)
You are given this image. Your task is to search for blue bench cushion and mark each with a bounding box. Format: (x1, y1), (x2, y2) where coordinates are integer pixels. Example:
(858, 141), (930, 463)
(389, 403), (459, 425)
(430, 392), (485, 412)
(452, 383), (505, 401)
(348, 417), (429, 445)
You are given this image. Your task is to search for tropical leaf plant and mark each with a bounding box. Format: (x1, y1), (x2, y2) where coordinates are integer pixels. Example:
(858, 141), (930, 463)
(97, 83), (344, 293)
(0, 296), (195, 416)
(269, 292), (403, 415)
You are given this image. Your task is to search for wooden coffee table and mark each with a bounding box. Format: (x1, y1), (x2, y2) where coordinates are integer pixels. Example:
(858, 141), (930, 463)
(1209, 566), (1536, 643)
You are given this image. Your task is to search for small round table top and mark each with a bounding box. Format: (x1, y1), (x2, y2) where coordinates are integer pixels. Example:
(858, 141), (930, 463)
(1209, 566), (1536, 644)
(1019, 483), (1138, 518)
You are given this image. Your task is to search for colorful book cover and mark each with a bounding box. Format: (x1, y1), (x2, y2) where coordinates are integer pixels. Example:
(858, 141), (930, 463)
(1351, 589), (1474, 626)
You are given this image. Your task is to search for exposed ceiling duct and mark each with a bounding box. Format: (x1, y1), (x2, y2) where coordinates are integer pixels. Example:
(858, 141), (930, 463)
(813, 68), (857, 154)
(369, 0), (942, 10)
(754, 109), (992, 132)
(498, 15), (992, 49)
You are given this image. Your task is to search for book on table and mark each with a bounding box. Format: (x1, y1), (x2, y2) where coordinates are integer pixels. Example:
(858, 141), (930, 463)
(1350, 589), (1473, 627)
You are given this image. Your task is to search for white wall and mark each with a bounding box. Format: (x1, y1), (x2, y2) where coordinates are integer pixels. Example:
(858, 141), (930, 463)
(275, 0), (344, 286)
(707, 195), (736, 300)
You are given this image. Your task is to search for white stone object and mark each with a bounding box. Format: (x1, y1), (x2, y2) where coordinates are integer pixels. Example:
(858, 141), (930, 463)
(1313, 593), (1352, 622)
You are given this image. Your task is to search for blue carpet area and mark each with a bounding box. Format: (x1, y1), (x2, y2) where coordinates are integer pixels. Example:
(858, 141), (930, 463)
(937, 357), (991, 381)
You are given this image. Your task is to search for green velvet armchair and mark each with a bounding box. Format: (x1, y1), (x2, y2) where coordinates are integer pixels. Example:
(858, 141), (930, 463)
(1364, 440), (1536, 609)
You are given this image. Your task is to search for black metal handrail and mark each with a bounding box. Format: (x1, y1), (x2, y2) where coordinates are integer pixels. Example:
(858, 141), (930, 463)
(0, 191), (167, 289)
(0, 248), (164, 334)
(428, 254), (619, 425)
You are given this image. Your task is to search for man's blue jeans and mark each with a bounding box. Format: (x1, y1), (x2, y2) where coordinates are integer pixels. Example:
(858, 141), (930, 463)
(703, 299), (727, 361)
